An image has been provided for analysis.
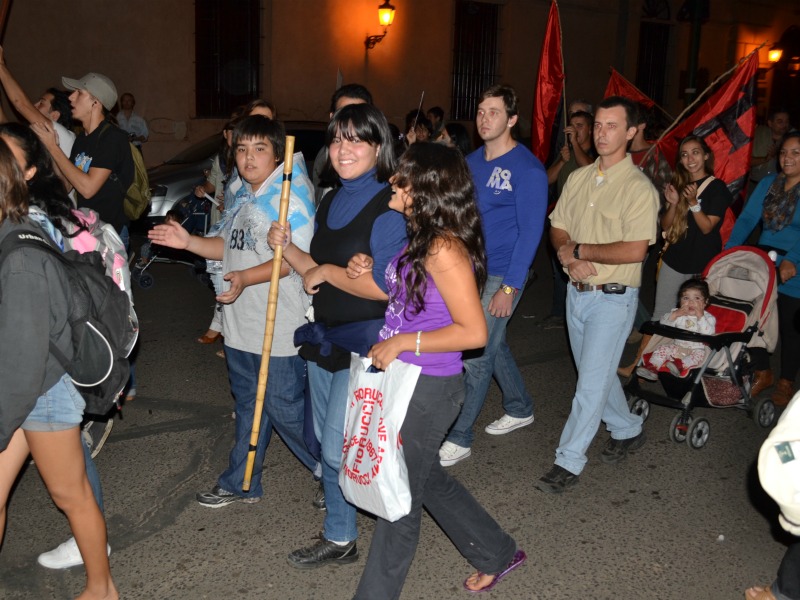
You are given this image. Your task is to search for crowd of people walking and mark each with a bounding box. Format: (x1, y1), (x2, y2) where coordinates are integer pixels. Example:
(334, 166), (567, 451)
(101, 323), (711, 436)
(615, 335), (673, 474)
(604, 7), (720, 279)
(0, 54), (798, 598)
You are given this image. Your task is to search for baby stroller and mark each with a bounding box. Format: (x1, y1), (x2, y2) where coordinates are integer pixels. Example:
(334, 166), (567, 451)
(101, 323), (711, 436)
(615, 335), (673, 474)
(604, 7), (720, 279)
(131, 192), (213, 289)
(624, 246), (779, 449)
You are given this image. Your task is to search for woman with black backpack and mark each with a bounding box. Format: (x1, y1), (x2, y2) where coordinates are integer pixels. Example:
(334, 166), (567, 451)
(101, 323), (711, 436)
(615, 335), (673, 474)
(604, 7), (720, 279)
(0, 138), (118, 599)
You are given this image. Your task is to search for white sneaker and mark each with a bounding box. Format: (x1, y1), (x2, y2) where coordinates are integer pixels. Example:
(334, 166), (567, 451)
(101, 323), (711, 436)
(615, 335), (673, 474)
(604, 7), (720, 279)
(485, 414), (534, 435)
(439, 441), (471, 467)
(37, 537), (111, 570)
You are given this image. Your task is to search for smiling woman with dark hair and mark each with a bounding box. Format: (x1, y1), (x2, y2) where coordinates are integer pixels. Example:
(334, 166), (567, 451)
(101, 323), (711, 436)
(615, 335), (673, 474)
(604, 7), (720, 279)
(345, 143), (525, 598)
(726, 131), (800, 407)
(268, 102), (408, 569)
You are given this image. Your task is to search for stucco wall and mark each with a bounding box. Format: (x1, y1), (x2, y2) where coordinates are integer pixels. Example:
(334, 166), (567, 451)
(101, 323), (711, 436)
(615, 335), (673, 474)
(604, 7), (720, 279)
(1, 0), (795, 167)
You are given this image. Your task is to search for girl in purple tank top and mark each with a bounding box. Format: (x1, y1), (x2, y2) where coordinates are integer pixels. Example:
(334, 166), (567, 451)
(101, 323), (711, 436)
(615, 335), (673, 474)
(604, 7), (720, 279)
(347, 143), (526, 598)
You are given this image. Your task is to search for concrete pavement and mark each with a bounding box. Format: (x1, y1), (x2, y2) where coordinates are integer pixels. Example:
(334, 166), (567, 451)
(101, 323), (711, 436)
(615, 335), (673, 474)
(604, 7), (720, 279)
(0, 241), (788, 600)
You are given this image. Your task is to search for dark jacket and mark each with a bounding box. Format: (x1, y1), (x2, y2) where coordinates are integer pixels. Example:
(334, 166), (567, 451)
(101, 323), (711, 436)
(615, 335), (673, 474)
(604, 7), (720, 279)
(0, 218), (73, 451)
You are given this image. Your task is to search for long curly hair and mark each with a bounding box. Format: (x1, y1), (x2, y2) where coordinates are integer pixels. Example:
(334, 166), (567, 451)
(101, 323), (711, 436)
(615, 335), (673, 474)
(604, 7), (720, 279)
(0, 123), (80, 235)
(391, 143), (486, 315)
(665, 135), (714, 245)
(0, 138), (30, 224)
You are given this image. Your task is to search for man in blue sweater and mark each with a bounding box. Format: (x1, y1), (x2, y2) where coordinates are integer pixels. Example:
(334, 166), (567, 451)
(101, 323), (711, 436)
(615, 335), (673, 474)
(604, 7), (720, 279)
(439, 84), (548, 466)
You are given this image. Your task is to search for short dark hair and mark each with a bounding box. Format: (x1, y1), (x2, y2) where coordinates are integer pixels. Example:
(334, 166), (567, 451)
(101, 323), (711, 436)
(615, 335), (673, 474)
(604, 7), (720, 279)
(232, 115), (286, 164)
(480, 84), (519, 118)
(677, 278), (710, 305)
(768, 107), (790, 121)
(45, 88), (73, 129)
(329, 84), (373, 114)
(597, 96), (639, 130)
(242, 98), (277, 119)
(326, 104), (395, 182)
(569, 111), (593, 126)
(427, 106), (444, 121)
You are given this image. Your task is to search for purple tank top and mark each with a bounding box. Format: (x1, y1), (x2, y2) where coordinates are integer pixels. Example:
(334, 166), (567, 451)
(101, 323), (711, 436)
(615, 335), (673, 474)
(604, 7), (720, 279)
(379, 252), (462, 376)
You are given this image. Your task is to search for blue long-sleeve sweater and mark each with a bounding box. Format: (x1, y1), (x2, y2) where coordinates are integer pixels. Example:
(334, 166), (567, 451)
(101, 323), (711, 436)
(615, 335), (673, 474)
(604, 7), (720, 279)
(466, 144), (548, 289)
(726, 173), (800, 298)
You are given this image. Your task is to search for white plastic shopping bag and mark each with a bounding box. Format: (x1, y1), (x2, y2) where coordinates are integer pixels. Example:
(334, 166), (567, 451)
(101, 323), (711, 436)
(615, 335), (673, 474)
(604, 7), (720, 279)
(339, 354), (421, 522)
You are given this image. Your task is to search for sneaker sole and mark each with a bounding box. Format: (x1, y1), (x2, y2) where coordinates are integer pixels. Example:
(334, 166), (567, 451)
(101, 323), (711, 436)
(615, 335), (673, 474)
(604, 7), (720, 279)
(37, 544), (110, 569)
(286, 552), (359, 570)
(485, 416), (534, 436)
(599, 433), (647, 464)
(440, 448), (471, 467)
(534, 477), (579, 494)
(196, 496), (260, 508)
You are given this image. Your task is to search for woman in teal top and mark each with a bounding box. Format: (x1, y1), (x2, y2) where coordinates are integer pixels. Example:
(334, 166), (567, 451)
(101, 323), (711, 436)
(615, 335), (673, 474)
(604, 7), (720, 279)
(726, 131), (800, 405)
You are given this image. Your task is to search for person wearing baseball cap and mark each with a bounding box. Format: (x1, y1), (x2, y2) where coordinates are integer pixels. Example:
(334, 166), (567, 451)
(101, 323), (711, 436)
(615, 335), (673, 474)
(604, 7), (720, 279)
(32, 72), (133, 236)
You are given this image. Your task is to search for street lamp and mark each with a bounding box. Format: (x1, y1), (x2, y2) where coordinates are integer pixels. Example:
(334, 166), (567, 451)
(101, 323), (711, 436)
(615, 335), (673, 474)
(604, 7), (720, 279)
(365, 1), (396, 50)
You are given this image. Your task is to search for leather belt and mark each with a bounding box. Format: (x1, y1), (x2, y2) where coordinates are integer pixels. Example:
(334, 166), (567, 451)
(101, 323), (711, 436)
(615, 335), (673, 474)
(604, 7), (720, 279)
(571, 282), (604, 292)
(571, 281), (627, 293)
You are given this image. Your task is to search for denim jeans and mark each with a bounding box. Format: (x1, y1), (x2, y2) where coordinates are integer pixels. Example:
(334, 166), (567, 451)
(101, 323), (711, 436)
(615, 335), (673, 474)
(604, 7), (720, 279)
(555, 286), (643, 475)
(119, 225), (137, 394)
(307, 361), (357, 543)
(83, 434), (104, 513)
(354, 375), (516, 600)
(445, 275), (533, 448)
(22, 374), (85, 431)
(217, 348), (315, 499)
(773, 541), (800, 600)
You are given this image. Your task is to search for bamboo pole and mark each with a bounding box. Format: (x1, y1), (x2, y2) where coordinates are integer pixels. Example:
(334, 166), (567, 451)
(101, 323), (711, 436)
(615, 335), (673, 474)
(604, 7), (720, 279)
(242, 135), (295, 491)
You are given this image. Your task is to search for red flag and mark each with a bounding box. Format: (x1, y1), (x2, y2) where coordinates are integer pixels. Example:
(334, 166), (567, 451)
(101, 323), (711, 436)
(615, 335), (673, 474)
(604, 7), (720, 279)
(655, 52), (758, 203)
(530, 0), (564, 163)
(604, 68), (655, 109)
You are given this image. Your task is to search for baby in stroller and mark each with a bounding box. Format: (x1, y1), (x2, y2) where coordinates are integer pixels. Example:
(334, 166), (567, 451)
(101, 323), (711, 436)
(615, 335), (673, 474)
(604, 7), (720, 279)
(637, 278), (716, 379)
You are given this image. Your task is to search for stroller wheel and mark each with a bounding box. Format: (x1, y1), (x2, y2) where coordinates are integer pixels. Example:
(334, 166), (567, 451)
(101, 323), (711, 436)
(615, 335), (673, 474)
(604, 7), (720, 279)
(686, 417), (710, 449)
(628, 396), (650, 422)
(669, 413), (692, 444)
(752, 396), (777, 428)
(138, 272), (155, 289)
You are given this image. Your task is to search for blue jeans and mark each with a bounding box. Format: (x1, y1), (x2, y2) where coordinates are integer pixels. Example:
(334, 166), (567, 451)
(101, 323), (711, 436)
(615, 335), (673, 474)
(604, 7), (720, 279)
(307, 361), (357, 543)
(83, 435), (104, 513)
(217, 348), (315, 499)
(555, 286), (643, 475)
(445, 275), (533, 448)
(22, 374), (85, 431)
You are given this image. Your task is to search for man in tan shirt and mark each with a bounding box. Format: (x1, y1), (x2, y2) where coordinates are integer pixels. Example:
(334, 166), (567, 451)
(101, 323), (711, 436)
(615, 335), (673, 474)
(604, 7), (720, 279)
(537, 96), (659, 494)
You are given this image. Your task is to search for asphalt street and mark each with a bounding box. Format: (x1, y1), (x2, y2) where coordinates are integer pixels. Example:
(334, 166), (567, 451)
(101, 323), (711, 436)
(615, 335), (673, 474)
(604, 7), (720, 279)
(0, 238), (790, 600)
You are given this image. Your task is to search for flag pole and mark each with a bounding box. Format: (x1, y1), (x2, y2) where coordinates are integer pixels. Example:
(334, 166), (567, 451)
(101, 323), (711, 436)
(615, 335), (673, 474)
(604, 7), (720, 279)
(242, 135), (295, 491)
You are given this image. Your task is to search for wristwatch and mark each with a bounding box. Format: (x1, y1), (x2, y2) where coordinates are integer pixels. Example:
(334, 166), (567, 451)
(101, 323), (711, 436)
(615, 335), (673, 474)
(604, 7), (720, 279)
(689, 199), (702, 213)
(500, 284), (517, 295)
(573, 243), (581, 260)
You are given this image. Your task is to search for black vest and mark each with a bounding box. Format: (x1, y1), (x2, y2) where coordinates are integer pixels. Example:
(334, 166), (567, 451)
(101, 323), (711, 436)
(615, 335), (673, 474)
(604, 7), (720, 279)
(310, 186), (393, 327)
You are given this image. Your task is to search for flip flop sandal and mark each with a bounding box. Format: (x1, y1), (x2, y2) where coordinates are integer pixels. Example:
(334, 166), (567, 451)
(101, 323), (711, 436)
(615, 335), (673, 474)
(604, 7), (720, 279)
(197, 333), (223, 344)
(463, 549), (526, 593)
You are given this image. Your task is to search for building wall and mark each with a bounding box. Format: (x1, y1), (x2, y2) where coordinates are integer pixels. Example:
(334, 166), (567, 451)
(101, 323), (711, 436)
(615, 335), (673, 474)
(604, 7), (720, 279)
(1, 0), (795, 167)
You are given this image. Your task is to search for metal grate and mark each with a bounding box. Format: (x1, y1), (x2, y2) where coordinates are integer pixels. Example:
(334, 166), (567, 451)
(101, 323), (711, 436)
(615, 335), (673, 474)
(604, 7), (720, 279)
(451, 1), (501, 121)
(195, 0), (260, 118)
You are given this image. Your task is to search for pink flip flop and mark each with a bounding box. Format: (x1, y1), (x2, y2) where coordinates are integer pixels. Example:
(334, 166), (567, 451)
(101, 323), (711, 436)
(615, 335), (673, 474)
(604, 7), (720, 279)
(463, 549), (527, 593)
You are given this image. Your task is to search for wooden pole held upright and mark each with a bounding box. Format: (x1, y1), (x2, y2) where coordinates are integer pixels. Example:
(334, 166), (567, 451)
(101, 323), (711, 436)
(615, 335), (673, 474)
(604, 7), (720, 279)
(242, 135), (295, 491)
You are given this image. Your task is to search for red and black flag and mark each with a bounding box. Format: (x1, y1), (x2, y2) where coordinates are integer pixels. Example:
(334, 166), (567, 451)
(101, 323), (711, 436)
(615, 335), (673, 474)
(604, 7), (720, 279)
(604, 68), (656, 109)
(530, 0), (564, 164)
(655, 51), (759, 204)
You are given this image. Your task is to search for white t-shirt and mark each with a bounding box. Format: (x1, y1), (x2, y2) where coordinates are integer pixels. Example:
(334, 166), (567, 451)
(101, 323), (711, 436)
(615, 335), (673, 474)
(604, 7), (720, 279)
(53, 120), (75, 159)
(219, 156), (315, 356)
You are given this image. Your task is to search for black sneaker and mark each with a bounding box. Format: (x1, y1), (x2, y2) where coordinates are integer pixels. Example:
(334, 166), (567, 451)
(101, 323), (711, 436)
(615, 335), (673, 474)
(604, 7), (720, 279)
(599, 431), (647, 464)
(287, 534), (358, 569)
(311, 482), (326, 511)
(535, 465), (579, 494)
(195, 485), (261, 508)
(81, 419), (114, 459)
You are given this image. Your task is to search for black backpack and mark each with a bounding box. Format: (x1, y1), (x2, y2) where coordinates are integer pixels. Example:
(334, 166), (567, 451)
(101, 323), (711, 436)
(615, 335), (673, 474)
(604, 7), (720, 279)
(0, 229), (138, 416)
